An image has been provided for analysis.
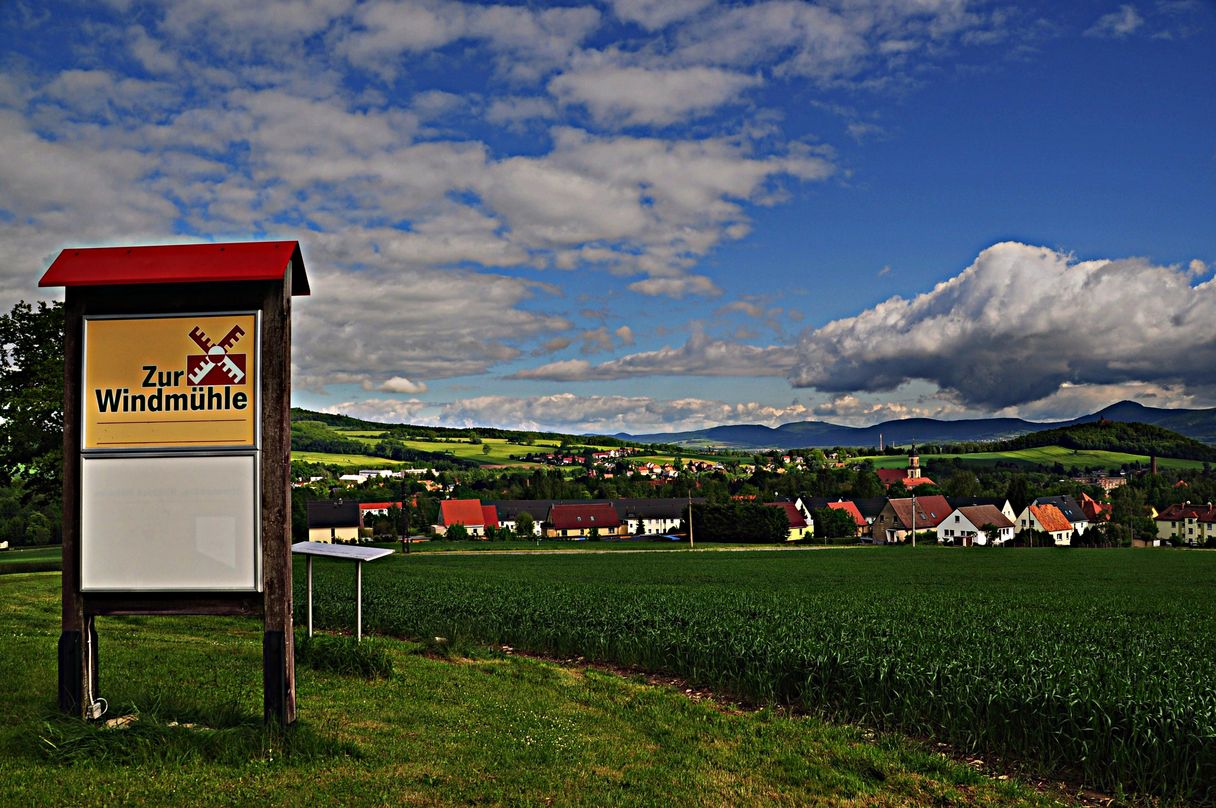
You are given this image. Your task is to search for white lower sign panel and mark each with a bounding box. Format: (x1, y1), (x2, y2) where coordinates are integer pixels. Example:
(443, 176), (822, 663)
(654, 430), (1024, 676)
(81, 454), (260, 592)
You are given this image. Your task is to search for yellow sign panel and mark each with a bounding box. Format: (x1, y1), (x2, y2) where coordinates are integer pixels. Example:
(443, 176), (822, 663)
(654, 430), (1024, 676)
(84, 314), (258, 450)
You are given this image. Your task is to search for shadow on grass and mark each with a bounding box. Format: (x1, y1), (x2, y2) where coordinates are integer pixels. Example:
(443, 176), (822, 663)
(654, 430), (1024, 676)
(28, 696), (359, 766)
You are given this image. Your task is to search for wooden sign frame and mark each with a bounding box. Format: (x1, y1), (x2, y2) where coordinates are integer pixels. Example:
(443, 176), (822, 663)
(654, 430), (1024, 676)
(40, 241), (309, 725)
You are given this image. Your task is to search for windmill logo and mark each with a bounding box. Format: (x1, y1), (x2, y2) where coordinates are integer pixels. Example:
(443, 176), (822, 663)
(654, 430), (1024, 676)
(186, 324), (247, 386)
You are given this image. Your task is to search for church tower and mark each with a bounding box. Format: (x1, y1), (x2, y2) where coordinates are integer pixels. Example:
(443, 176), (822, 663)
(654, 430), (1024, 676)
(907, 444), (921, 480)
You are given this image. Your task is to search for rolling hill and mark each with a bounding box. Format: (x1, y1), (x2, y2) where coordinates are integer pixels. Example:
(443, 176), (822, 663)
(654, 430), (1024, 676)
(614, 401), (1216, 450)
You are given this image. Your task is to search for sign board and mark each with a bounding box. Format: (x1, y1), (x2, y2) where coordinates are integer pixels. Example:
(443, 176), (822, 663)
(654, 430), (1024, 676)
(83, 313), (259, 450)
(81, 454), (260, 591)
(42, 240), (307, 725)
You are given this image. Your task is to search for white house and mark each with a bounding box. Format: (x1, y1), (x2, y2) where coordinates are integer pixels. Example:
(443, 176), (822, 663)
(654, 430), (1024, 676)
(1031, 496), (1089, 535)
(1015, 503), (1073, 546)
(937, 505), (1015, 546)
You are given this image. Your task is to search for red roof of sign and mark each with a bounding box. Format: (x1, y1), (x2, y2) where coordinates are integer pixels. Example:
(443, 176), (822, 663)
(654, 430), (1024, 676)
(39, 241), (309, 295)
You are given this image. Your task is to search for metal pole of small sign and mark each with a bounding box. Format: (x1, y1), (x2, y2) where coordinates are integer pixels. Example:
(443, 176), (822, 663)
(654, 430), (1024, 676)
(307, 556), (314, 638)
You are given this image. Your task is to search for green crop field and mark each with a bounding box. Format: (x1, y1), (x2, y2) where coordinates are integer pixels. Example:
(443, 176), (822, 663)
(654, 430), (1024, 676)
(304, 547), (1216, 804)
(857, 446), (1204, 472)
(0, 571), (1055, 807)
(291, 450), (402, 467)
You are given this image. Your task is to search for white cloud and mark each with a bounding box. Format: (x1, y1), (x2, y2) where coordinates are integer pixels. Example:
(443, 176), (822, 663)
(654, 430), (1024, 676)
(607, 0), (713, 31)
(434, 392), (815, 433)
(320, 398), (429, 424)
(510, 327), (796, 380)
(669, 0), (984, 84)
(790, 242), (1216, 410)
(549, 65), (761, 127)
(809, 390), (970, 426)
(1084, 5), (1145, 38)
(373, 377), (430, 394)
(997, 381), (1207, 422)
(485, 95), (558, 126)
(292, 264), (570, 391)
(340, 0), (601, 79)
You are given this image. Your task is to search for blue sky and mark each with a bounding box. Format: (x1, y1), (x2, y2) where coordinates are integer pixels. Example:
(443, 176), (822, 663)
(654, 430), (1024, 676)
(3, 1), (1214, 433)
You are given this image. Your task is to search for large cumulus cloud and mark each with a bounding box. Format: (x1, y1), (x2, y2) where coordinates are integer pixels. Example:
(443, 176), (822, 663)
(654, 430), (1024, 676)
(789, 242), (1216, 409)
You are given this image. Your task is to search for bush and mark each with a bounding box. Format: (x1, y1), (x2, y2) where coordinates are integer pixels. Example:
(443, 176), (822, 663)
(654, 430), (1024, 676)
(295, 633), (393, 679)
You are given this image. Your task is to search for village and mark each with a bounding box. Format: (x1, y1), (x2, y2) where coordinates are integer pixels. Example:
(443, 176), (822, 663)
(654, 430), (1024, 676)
(300, 447), (1207, 549)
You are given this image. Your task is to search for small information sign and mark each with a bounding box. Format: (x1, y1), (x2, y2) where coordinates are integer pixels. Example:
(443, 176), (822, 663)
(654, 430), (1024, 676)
(83, 313), (258, 450)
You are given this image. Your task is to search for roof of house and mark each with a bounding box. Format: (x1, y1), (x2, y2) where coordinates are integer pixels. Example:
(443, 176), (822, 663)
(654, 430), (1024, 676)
(1029, 504), (1072, 533)
(481, 505), (499, 529)
(766, 502), (808, 530)
(852, 497), (890, 519)
(1156, 502), (1216, 522)
(876, 468), (936, 488)
(827, 500), (867, 527)
(616, 498), (703, 518)
(548, 502), (621, 530)
(39, 240), (310, 294)
(956, 505), (1015, 530)
(486, 499), (615, 521)
(1032, 495), (1087, 524)
(948, 497), (1010, 511)
(441, 499), (489, 527)
(800, 496), (833, 512)
(359, 501), (404, 511)
(888, 495), (952, 529)
(307, 500), (360, 528)
(1079, 492), (1110, 521)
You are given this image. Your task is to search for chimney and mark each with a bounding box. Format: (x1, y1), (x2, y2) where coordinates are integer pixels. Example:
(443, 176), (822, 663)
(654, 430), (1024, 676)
(1150, 453), (1158, 476)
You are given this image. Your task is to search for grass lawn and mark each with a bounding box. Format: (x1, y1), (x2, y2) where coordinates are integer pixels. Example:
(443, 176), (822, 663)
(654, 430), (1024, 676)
(0, 545), (60, 564)
(0, 545), (61, 574)
(856, 445), (1204, 472)
(0, 571), (1055, 807)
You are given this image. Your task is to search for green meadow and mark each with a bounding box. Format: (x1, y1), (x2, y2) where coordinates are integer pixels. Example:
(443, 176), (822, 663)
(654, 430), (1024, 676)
(0, 569), (1056, 807)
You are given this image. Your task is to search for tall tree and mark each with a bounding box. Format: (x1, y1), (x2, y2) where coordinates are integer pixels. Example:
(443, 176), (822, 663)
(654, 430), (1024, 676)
(0, 300), (64, 505)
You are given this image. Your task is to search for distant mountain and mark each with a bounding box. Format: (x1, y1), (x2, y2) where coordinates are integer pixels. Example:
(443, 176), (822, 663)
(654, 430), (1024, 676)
(616, 401), (1216, 450)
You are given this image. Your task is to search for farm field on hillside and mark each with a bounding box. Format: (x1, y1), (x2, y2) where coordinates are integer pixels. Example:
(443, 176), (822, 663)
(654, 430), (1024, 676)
(0, 572), (1050, 807)
(303, 548), (1216, 804)
(858, 446), (1203, 471)
(291, 450), (404, 467)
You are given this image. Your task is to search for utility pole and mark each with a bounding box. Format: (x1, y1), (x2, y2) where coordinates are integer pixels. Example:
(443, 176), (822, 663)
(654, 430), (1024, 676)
(687, 493), (695, 550)
(911, 491), (917, 548)
(401, 475), (410, 555)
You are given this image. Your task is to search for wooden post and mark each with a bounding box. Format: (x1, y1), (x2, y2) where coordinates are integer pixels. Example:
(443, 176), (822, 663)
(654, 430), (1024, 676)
(59, 292), (92, 716)
(260, 275), (295, 725)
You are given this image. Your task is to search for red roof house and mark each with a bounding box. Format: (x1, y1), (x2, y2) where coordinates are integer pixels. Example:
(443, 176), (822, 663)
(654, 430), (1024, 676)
(827, 500), (867, 529)
(765, 502), (813, 541)
(440, 498), (494, 536)
(1078, 492), (1110, 522)
(876, 468), (937, 489)
(545, 503), (624, 538)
